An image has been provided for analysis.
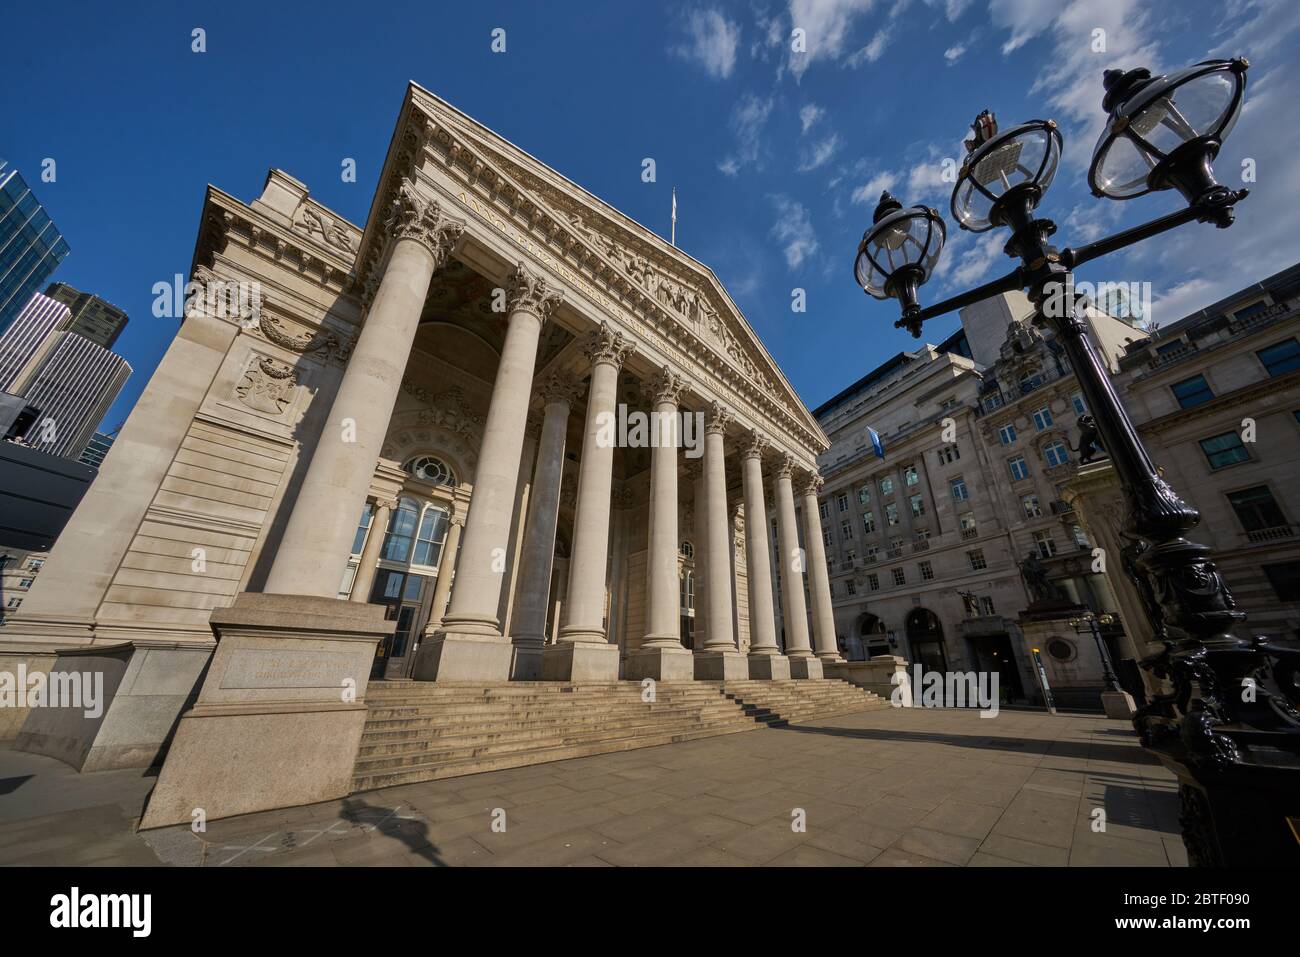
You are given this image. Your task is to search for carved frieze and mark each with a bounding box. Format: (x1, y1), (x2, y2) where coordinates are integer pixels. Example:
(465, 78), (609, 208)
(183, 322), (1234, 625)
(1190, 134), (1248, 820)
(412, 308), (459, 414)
(294, 205), (357, 253)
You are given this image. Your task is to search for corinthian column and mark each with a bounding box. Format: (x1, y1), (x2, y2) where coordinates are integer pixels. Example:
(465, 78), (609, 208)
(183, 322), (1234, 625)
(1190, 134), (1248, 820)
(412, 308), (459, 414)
(509, 371), (581, 679)
(416, 262), (562, 682)
(800, 473), (844, 664)
(694, 401), (747, 681)
(775, 454), (823, 679)
(265, 179), (462, 597)
(425, 512), (464, 632)
(350, 498), (396, 602)
(544, 322), (633, 681)
(741, 435), (788, 679)
(627, 367), (694, 681)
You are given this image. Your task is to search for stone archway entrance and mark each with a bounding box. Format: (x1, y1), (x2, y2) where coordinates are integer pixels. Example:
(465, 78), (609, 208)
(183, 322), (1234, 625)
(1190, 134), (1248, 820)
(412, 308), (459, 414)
(905, 608), (949, 675)
(855, 612), (889, 661)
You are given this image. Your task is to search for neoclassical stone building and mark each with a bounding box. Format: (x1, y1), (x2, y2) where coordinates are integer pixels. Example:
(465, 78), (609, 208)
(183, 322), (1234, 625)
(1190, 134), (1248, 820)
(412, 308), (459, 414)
(1, 84), (846, 818)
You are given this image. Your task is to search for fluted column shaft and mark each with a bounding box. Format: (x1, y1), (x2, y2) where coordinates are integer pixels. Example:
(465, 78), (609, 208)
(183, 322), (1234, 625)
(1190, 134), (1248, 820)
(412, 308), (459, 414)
(425, 514), (463, 630)
(265, 185), (463, 597)
(702, 408), (735, 651)
(801, 476), (844, 662)
(509, 376), (577, 675)
(644, 374), (686, 647)
(689, 463), (707, 648)
(440, 267), (561, 638)
(742, 444), (780, 655)
(775, 459), (814, 658)
(350, 498), (395, 602)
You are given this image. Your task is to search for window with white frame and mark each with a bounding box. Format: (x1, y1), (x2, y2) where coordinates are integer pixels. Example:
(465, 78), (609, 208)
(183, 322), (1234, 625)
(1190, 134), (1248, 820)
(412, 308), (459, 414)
(967, 549), (987, 571)
(998, 424), (1017, 445)
(837, 493), (849, 512)
(950, 476), (969, 501)
(1033, 530), (1056, 558)
(867, 573), (880, 591)
(863, 511), (876, 533)
(892, 567), (906, 586)
(1008, 455), (1030, 481)
(1032, 406), (1053, 431)
(840, 520), (853, 540)
(1071, 393), (1087, 414)
(919, 561), (934, 581)
(1043, 440), (1069, 467)
(1022, 494), (1042, 518)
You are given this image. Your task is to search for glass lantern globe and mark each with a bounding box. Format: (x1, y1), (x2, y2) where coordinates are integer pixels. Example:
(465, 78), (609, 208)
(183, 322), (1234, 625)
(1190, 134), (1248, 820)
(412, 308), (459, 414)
(1089, 59), (1248, 200)
(951, 120), (1063, 232)
(854, 192), (946, 300)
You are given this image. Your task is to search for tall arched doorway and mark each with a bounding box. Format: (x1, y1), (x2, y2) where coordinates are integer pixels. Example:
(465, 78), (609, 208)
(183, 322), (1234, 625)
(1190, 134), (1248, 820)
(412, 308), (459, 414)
(857, 613), (889, 660)
(906, 608), (949, 675)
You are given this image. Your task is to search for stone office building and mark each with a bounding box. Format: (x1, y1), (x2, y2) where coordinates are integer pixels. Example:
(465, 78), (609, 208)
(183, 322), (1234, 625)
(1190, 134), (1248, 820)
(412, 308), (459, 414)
(813, 291), (1140, 706)
(0, 83), (864, 825)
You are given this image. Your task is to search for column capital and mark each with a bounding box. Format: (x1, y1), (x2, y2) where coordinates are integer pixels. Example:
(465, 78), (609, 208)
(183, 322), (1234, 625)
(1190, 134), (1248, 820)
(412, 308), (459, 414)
(383, 178), (465, 266)
(580, 321), (634, 370)
(742, 431), (769, 461)
(797, 472), (825, 497)
(374, 497), (399, 511)
(705, 400), (733, 435)
(774, 452), (797, 479)
(646, 366), (689, 406)
(506, 261), (565, 322)
(538, 368), (583, 407)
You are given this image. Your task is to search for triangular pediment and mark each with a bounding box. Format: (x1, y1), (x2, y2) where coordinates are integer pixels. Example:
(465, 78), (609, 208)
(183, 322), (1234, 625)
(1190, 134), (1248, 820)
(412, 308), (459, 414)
(368, 83), (828, 454)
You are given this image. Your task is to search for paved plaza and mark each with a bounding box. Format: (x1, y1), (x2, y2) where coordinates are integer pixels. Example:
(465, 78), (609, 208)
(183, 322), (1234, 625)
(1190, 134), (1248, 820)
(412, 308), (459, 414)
(0, 707), (1187, 867)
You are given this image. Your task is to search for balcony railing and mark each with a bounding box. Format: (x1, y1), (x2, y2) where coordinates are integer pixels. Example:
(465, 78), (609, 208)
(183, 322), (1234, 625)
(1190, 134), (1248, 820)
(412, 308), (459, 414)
(912, 540), (930, 553)
(1049, 499), (1075, 515)
(961, 527), (978, 540)
(1246, 524), (1296, 544)
(886, 547), (903, 559)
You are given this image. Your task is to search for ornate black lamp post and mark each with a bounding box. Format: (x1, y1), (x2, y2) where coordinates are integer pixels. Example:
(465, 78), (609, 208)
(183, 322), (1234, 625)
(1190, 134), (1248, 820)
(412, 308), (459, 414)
(1069, 611), (1121, 693)
(854, 57), (1300, 866)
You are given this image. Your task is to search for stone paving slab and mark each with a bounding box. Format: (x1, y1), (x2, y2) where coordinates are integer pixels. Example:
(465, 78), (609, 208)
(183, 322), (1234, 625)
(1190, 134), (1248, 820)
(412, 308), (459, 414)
(0, 707), (1187, 867)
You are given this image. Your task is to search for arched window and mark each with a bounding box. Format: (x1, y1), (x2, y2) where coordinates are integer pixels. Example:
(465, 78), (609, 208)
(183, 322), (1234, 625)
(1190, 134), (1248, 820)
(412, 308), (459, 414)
(679, 540), (694, 559)
(405, 455), (456, 487)
(382, 498), (420, 562)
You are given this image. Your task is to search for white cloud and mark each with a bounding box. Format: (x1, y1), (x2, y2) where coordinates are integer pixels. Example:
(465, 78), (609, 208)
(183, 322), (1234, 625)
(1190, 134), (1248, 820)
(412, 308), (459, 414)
(787, 0), (879, 79)
(672, 8), (742, 79)
(798, 132), (842, 171)
(988, 0), (1057, 54)
(850, 170), (899, 206)
(799, 103), (825, 133)
(769, 194), (820, 268)
(846, 28), (891, 66)
(943, 43), (966, 64)
(717, 93), (775, 175)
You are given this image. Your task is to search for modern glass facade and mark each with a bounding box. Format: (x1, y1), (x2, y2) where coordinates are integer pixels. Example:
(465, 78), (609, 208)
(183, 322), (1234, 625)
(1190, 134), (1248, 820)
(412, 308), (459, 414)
(0, 160), (70, 334)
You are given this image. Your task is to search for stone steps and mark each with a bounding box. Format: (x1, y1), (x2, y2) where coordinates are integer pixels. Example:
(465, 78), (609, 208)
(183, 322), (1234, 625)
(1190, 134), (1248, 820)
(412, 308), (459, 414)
(349, 677), (889, 793)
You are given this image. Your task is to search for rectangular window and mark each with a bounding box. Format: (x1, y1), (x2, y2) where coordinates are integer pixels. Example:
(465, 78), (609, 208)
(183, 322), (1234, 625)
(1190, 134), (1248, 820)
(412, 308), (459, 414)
(1199, 431), (1250, 470)
(857, 486), (871, 506)
(914, 527), (930, 541)
(867, 573), (880, 592)
(863, 511), (876, 533)
(846, 580), (857, 596)
(959, 512), (977, 536)
(1071, 393), (1087, 415)
(18, 578), (34, 588)
(1171, 374), (1214, 409)
(937, 445), (960, 465)
(998, 424), (1017, 445)
(892, 567), (906, 586)
(880, 476), (894, 495)
(904, 465), (919, 487)
(1227, 485), (1287, 532)
(910, 494), (925, 517)
(1022, 494), (1042, 518)
(822, 526), (832, 547)
(984, 392), (1004, 411)
(980, 596), (996, 616)
(885, 503), (899, 526)
(1232, 301), (1269, 322)
(1034, 530), (1056, 558)
(1043, 440), (1069, 467)
(919, 561), (934, 581)
(966, 549), (987, 571)
(1008, 455), (1030, 481)
(1032, 406), (1053, 431)
(950, 476), (969, 501)
(837, 493), (849, 512)
(1258, 338), (1300, 377)
(818, 502), (829, 520)
(840, 520), (854, 540)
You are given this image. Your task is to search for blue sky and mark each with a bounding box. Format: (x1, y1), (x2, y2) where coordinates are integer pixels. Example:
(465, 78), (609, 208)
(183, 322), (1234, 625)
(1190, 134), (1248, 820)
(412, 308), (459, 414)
(5, 0), (1299, 431)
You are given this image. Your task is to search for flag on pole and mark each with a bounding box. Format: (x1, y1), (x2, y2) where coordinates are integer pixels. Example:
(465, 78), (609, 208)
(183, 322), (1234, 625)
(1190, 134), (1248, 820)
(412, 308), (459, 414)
(671, 187), (677, 247)
(867, 426), (885, 460)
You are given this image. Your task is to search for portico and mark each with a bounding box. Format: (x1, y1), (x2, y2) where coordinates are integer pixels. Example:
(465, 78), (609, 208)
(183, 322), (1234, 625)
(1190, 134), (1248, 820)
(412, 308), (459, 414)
(2, 82), (840, 826)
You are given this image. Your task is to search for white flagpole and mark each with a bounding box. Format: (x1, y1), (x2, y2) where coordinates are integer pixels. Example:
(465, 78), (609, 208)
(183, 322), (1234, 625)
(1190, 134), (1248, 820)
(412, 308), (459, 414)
(671, 187), (677, 247)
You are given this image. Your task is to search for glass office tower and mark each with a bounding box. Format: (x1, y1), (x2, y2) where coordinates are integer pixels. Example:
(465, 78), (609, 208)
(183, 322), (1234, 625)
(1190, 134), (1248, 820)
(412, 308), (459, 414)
(0, 160), (71, 334)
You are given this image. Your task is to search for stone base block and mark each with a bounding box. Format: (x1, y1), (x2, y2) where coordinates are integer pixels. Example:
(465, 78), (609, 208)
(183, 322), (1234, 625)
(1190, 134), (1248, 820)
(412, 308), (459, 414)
(747, 653), (791, 680)
(788, 656), (825, 680)
(138, 592), (393, 829)
(1102, 689), (1137, 719)
(509, 643), (544, 681)
(694, 650), (749, 681)
(412, 631), (513, 682)
(626, 645), (695, 682)
(542, 641), (620, 682)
